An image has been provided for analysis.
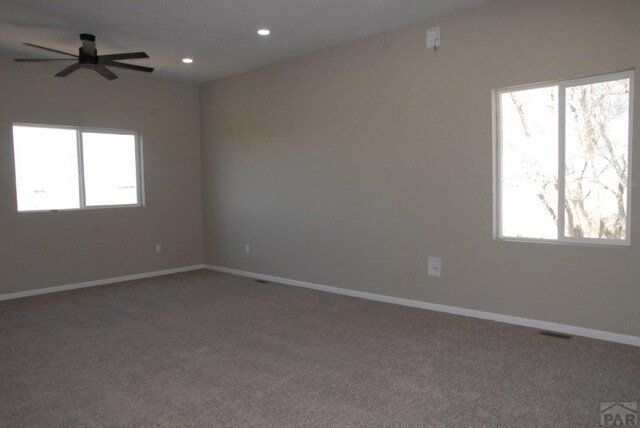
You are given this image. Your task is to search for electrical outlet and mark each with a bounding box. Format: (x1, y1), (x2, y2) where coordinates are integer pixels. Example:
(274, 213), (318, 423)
(155, 244), (162, 253)
(245, 244), (251, 254)
(428, 257), (442, 277)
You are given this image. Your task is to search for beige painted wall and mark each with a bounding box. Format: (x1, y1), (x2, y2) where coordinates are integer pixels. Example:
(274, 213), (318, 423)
(201, 0), (640, 336)
(0, 61), (204, 294)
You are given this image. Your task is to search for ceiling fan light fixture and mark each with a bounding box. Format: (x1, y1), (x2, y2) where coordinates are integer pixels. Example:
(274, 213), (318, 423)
(257, 29), (271, 36)
(182, 58), (194, 64)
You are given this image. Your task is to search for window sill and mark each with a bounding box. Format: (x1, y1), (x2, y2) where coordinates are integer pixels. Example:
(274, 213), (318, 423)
(496, 237), (630, 248)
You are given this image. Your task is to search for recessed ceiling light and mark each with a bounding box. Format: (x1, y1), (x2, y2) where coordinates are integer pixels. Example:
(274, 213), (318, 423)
(257, 29), (271, 36)
(182, 58), (193, 64)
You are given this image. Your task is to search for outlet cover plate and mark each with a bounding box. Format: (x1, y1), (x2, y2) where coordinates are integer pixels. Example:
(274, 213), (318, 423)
(428, 257), (442, 277)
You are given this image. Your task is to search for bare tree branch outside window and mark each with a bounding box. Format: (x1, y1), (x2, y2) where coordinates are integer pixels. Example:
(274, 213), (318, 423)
(499, 73), (631, 242)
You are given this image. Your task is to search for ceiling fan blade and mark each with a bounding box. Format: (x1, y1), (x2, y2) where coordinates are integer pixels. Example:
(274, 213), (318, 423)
(55, 63), (82, 78)
(14, 58), (77, 62)
(98, 52), (149, 61)
(103, 61), (154, 73)
(94, 65), (118, 80)
(24, 43), (78, 58)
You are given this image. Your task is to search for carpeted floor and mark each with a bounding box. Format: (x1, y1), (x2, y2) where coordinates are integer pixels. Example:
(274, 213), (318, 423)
(1, 270), (639, 427)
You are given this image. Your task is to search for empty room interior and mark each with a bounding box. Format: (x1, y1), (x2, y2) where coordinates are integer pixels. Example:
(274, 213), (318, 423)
(1, 0), (640, 426)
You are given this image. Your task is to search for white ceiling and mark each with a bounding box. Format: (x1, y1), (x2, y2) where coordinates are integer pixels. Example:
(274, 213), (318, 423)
(0, 0), (492, 85)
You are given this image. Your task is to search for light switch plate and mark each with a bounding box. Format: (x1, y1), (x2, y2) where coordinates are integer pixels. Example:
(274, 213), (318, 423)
(426, 27), (441, 49)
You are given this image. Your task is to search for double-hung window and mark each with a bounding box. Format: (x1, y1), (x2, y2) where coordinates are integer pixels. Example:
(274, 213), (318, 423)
(12, 124), (143, 212)
(495, 70), (634, 245)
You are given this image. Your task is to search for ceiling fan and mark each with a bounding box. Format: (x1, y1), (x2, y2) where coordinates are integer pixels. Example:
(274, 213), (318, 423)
(13, 33), (153, 80)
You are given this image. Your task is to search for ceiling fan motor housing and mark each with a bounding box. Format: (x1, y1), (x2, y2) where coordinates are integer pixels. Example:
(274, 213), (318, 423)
(79, 33), (97, 64)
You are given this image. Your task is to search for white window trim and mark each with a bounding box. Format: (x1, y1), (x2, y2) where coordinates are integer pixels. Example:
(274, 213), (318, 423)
(13, 123), (145, 213)
(494, 69), (634, 247)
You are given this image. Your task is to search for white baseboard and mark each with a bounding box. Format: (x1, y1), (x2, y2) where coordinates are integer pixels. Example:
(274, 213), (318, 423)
(0, 265), (206, 302)
(205, 264), (640, 347)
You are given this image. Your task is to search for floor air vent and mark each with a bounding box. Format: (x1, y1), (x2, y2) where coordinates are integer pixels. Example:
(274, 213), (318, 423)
(255, 279), (270, 284)
(540, 330), (572, 340)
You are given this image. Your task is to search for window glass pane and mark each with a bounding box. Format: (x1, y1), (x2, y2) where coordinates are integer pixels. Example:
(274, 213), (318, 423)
(500, 86), (559, 239)
(12, 126), (80, 211)
(82, 132), (139, 207)
(564, 78), (630, 240)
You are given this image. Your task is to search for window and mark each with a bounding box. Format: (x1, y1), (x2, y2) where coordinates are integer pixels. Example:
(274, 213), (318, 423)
(12, 124), (143, 212)
(496, 70), (634, 245)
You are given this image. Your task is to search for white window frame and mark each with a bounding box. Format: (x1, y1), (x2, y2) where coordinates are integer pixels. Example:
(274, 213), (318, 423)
(12, 123), (145, 212)
(494, 70), (634, 246)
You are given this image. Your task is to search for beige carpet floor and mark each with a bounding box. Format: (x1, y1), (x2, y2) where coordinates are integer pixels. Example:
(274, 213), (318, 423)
(1, 270), (639, 427)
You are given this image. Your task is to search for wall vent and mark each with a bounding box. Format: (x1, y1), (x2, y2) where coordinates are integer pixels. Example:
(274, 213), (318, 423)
(540, 330), (572, 340)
